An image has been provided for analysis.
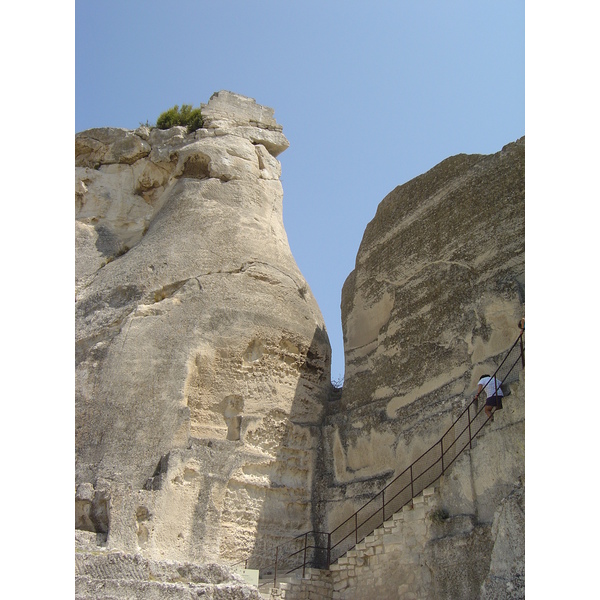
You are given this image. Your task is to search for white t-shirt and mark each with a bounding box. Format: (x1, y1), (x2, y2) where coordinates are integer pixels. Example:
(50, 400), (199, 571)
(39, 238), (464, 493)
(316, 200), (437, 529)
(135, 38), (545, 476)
(478, 376), (503, 397)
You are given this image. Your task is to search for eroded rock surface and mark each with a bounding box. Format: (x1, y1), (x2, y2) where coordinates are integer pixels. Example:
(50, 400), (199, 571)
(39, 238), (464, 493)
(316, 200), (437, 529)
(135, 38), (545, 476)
(76, 99), (525, 597)
(75, 544), (264, 600)
(342, 139), (524, 414)
(75, 91), (330, 566)
(479, 483), (525, 599)
(320, 139), (524, 514)
(315, 138), (525, 596)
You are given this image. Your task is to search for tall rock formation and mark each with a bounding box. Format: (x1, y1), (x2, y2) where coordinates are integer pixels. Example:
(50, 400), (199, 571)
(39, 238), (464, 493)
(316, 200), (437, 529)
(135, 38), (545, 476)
(75, 91), (331, 566)
(75, 91), (525, 598)
(315, 138), (525, 597)
(342, 139), (524, 414)
(318, 137), (524, 531)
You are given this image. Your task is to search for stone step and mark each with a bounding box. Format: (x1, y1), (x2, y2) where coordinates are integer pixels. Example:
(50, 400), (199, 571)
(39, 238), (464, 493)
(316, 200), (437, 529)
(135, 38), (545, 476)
(327, 486), (442, 562)
(304, 567), (330, 579)
(76, 550), (240, 585)
(285, 484), (442, 585)
(76, 574), (262, 600)
(75, 550), (262, 599)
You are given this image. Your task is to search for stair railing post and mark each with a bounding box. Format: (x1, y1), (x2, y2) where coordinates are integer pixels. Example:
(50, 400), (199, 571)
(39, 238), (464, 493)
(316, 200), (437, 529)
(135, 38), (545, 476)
(468, 403), (473, 449)
(382, 489), (385, 523)
(327, 532), (331, 568)
(274, 546), (278, 587)
(355, 513), (358, 545)
(520, 333), (525, 369)
(410, 464), (414, 498)
(440, 439), (445, 474)
(302, 532), (308, 578)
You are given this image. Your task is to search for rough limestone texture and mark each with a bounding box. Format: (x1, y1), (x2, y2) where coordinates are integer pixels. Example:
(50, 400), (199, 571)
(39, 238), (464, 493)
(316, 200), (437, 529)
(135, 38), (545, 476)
(317, 138), (525, 528)
(75, 534), (263, 599)
(300, 138), (525, 598)
(424, 373), (525, 600)
(278, 372), (524, 600)
(75, 91), (331, 570)
(76, 94), (525, 598)
(479, 484), (525, 599)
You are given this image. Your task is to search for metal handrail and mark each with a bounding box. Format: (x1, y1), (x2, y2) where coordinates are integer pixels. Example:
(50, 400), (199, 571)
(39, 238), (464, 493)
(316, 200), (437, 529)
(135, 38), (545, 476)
(239, 331), (524, 586)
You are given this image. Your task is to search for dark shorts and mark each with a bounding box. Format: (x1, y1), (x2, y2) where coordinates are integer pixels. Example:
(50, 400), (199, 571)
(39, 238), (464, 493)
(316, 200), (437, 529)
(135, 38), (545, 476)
(485, 395), (503, 410)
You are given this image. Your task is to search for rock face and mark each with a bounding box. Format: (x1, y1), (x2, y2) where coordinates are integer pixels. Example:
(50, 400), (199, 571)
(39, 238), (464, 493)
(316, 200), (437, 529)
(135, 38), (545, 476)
(342, 139), (524, 414)
(75, 540), (264, 599)
(313, 138), (525, 598)
(479, 483), (525, 599)
(76, 93), (525, 598)
(75, 91), (331, 567)
(317, 138), (525, 525)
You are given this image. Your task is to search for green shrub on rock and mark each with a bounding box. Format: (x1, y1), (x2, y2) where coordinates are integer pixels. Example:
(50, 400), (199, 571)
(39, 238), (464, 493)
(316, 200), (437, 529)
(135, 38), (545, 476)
(156, 104), (204, 133)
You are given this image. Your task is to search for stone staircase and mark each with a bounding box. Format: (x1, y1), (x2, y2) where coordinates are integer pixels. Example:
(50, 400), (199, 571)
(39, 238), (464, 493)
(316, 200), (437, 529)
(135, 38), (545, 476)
(267, 569), (332, 600)
(329, 487), (440, 599)
(265, 369), (525, 599)
(75, 357), (523, 599)
(265, 486), (439, 600)
(75, 532), (263, 600)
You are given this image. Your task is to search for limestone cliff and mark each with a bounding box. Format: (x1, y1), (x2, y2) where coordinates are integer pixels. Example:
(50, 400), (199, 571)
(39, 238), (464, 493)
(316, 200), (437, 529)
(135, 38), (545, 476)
(264, 140), (525, 600)
(75, 93), (525, 599)
(321, 139), (524, 508)
(317, 138), (525, 598)
(75, 91), (331, 566)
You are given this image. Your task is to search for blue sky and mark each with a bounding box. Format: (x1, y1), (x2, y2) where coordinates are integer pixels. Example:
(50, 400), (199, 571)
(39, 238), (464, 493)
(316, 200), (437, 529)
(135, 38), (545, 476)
(75, 1), (525, 380)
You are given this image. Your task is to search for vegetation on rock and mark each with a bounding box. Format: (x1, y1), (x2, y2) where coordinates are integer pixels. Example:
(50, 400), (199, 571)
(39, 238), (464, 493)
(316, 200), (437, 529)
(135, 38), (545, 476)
(156, 104), (204, 133)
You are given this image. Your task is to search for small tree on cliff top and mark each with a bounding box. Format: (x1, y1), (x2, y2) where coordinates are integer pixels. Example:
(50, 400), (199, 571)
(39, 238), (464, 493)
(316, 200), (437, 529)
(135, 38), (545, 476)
(156, 104), (204, 133)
